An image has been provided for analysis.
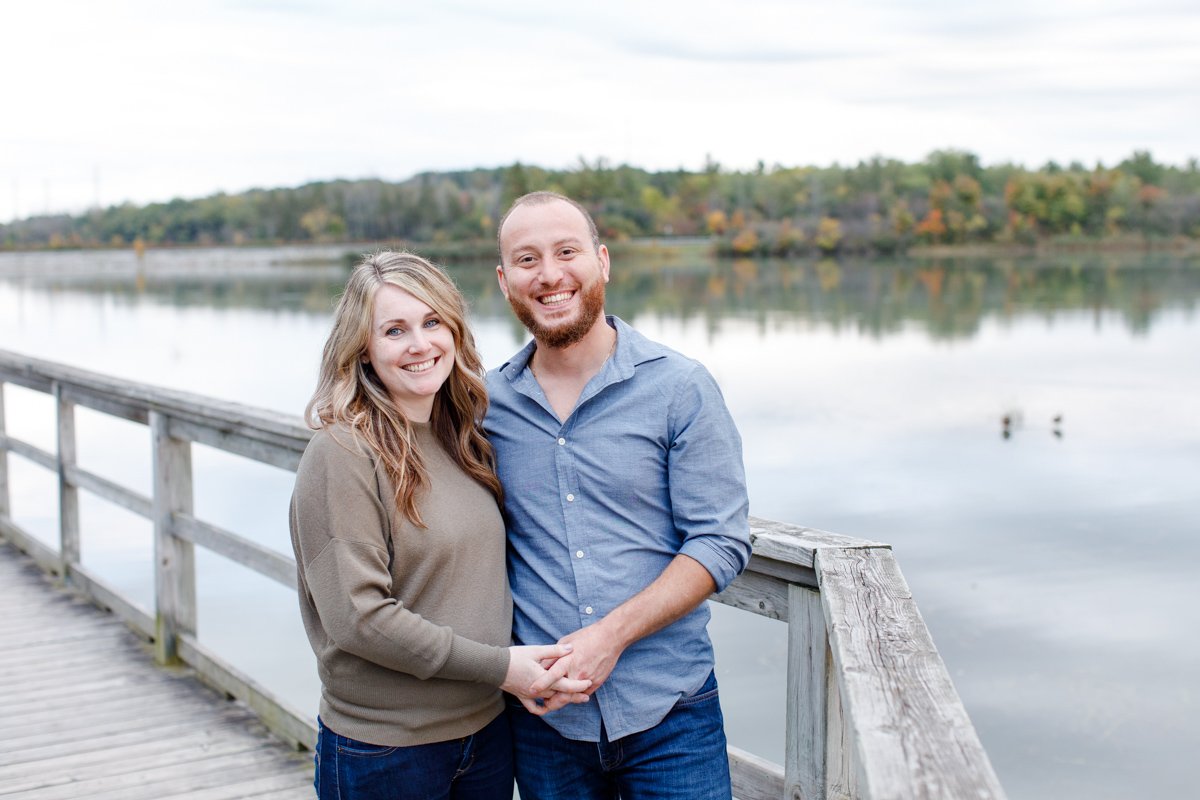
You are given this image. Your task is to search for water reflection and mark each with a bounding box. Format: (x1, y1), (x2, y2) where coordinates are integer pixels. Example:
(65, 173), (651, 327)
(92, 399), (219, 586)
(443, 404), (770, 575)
(5, 248), (1197, 341)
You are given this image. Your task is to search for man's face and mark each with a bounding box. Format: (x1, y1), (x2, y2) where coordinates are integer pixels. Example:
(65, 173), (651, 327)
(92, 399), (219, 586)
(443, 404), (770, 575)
(496, 199), (610, 349)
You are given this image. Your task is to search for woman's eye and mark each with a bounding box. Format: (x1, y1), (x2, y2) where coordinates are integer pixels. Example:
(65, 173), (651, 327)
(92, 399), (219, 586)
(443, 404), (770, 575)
(423, 318), (440, 329)
(386, 326), (402, 336)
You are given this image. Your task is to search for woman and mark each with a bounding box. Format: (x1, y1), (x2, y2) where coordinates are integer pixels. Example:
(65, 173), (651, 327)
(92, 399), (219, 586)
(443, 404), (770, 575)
(290, 251), (588, 800)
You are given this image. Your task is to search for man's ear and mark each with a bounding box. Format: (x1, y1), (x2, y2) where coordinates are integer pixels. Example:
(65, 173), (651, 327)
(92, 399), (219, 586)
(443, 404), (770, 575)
(495, 264), (511, 299)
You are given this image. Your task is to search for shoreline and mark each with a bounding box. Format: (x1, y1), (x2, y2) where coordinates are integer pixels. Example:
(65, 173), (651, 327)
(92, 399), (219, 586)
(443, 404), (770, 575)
(2, 235), (1197, 262)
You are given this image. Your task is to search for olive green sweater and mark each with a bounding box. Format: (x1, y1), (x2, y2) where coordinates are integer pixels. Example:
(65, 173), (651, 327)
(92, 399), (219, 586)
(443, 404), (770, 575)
(289, 422), (511, 746)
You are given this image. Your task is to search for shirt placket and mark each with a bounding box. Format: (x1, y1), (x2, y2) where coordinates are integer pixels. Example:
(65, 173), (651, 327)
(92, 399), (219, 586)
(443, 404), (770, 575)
(554, 420), (598, 629)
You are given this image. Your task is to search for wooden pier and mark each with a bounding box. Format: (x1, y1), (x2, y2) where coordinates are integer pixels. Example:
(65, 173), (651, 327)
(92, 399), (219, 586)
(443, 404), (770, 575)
(0, 348), (1006, 800)
(0, 541), (312, 798)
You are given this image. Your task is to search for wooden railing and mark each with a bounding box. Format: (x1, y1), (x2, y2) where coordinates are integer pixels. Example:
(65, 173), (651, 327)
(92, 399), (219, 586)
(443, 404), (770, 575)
(0, 349), (1005, 800)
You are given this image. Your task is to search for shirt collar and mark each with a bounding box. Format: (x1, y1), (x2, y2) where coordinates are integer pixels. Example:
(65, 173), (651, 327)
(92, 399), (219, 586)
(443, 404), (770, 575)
(497, 315), (663, 384)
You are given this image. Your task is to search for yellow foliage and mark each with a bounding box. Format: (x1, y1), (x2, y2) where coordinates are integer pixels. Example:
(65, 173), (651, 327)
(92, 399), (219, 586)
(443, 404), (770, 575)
(814, 217), (842, 253)
(706, 210), (728, 235)
(730, 228), (758, 255)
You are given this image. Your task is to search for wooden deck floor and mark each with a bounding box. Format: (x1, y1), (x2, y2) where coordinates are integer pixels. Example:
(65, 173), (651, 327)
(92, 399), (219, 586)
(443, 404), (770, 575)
(0, 541), (314, 799)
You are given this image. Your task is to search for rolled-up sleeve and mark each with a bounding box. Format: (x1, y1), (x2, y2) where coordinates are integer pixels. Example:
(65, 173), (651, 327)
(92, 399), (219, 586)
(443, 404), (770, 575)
(668, 364), (751, 592)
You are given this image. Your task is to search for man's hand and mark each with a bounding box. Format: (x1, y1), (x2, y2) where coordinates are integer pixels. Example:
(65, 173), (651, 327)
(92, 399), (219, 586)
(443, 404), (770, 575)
(529, 554), (717, 698)
(502, 644), (592, 716)
(532, 622), (628, 696)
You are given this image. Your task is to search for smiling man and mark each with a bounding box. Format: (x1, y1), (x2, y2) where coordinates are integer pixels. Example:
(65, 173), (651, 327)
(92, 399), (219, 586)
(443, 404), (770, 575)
(484, 191), (752, 800)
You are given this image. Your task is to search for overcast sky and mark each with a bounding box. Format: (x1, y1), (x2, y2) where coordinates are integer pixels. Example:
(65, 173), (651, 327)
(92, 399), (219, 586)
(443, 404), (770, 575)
(2, 0), (1197, 223)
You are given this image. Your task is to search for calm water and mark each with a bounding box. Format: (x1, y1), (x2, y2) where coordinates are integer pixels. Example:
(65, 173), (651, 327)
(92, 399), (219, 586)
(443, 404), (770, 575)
(1, 245), (1197, 799)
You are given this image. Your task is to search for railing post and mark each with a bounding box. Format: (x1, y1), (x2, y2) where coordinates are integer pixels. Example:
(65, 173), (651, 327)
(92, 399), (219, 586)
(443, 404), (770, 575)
(151, 410), (196, 664)
(55, 382), (80, 572)
(785, 584), (828, 800)
(0, 382), (9, 522)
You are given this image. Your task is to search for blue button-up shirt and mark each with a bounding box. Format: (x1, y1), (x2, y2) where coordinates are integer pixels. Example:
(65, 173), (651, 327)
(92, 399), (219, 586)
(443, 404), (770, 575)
(484, 316), (751, 741)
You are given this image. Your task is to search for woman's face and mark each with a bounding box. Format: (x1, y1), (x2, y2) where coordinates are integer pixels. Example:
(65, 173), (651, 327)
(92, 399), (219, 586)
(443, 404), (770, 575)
(364, 283), (456, 422)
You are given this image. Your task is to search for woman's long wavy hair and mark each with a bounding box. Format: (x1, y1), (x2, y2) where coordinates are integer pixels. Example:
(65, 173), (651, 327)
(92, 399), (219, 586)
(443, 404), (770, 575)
(305, 251), (502, 526)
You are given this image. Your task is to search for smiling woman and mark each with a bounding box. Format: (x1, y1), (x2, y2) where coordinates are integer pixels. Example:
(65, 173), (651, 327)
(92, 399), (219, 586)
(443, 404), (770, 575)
(291, 250), (592, 799)
(364, 283), (457, 423)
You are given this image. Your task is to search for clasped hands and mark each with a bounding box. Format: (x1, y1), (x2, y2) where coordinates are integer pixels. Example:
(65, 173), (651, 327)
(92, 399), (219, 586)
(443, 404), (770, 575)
(503, 624), (626, 717)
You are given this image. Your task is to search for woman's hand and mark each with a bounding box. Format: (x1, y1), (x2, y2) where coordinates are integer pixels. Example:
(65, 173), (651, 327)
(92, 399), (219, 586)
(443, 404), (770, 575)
(501, 644), (592, 716)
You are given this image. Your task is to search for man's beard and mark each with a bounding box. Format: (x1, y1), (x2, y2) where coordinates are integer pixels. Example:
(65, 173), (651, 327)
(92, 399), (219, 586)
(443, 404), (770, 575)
(508, 277), (606, 349)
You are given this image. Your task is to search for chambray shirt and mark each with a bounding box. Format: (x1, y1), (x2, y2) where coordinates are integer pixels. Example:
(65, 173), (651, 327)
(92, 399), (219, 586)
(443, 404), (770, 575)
(484, 316), (751, 742)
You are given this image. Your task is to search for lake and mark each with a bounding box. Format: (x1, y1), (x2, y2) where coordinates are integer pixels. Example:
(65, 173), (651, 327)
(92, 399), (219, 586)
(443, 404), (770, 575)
(1, 244), (1197, 799)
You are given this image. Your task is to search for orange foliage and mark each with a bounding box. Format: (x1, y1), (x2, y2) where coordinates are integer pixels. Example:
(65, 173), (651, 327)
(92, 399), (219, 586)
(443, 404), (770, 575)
(914, 208), (946, 240)
(1137, 185), (1167, 205)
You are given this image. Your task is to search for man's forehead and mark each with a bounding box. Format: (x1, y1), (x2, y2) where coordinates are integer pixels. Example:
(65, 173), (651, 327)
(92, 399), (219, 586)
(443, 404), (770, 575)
(501, 200), (589, 246)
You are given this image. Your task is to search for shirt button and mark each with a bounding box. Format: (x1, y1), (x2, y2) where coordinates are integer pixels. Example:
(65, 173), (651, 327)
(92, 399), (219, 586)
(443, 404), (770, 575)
(566, 493), (575, 502)
(575, 550), (584, 559)
(584, 606), (594, 615)
(557, 437), (566, 445)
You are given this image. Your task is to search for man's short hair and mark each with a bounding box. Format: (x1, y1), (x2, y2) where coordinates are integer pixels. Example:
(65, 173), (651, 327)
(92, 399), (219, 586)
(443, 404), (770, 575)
(497, 191), (601, 261)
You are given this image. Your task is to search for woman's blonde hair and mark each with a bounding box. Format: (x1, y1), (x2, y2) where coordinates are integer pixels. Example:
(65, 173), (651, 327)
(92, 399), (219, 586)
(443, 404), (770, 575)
(305, 251), (501, 526)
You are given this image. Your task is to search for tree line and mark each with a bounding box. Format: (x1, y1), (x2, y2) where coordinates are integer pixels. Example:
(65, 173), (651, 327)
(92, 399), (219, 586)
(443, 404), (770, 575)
(3, 150), (1198, 255)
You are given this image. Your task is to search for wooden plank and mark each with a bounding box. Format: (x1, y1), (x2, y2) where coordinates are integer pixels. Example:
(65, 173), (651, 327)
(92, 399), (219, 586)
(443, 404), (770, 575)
(69, 561), (156, 639)
(0, 364), (54, 393)
(2, 738), (281, 795)
(14, 745), (309, 800)
(60, 383), (149, 424)
(0, 517), (62, 575)
(0, 720), (263, 782)
(0, 431), (56, 471)
(177, 771), (314, 800)
(173, 513), (298, 590)
(750, 516), (889, 570)
(0, 717), (254, 779)
(785, 584), (828, 800)
(151, 410), (196, 664)
(65, 462), (153, 519)
(729, 744), (786, 800)
(0, 650), (141, 685)
(713, 563), (791, 621)
(0, 673), (190, 720)
(0, 349), (307, 445)
(1, 701), (256, 761)
(227, 786), (315, 800)
(56, 382), (81, 568)
(745, 553), (818, 590)
(178, 633), (317, 751)
(0, 382), (8, 519)
(0, 540), (313, 800)
(169, 417), (305, 472)
(825, 663), (857, 800)
(816, 547), (1006, 800)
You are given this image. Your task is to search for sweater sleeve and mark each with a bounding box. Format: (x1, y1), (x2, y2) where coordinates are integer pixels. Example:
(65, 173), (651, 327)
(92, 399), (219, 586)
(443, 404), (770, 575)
(291, 430), (510, 687)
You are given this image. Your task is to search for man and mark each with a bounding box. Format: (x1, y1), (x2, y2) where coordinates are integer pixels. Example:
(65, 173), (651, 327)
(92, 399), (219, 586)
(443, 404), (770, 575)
(484, 191), (752, 800)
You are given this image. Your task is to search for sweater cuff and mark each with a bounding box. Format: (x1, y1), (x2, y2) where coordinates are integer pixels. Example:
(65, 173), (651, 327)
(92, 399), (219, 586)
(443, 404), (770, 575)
(440, 635), (510, 686)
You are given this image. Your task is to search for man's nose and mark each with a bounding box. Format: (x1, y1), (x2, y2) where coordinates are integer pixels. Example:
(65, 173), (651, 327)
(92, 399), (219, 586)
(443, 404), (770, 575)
(537, 259), (564, 286)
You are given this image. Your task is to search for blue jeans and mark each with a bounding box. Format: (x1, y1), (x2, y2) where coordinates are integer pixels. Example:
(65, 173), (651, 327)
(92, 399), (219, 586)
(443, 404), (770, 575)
(508, 671), (731, 800)
(315, 714), (513, 800)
